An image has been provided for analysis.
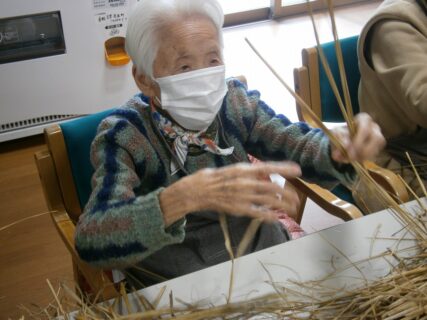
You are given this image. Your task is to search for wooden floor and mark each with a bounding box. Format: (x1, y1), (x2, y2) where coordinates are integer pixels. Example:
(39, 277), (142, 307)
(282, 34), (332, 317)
(0, 2), (380, 318)
(0, 136), (73, 319)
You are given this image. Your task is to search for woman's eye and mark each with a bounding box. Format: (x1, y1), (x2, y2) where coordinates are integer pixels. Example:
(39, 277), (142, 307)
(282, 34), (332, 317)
(180, 65), (191, 71)
(210, 59), (220, 65)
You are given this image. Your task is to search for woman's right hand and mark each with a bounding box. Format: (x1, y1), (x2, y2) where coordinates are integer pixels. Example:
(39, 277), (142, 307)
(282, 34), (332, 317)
(160, 162), (302, 226)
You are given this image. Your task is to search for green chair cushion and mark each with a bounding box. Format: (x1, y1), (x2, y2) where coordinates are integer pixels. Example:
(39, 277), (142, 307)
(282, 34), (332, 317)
(60, 109), (115, 209)
(318, 35), (360, 122)
(317, 35), (360, 208)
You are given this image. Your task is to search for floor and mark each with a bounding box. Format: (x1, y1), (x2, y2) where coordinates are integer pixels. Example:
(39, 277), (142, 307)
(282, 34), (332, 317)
(0, 1), (380, 318)
(0, 136), (73, 320)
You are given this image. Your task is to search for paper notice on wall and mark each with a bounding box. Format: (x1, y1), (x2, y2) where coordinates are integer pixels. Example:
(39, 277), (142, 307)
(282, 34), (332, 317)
(95, 11), (128, 38)
(93, 0), (128, 10)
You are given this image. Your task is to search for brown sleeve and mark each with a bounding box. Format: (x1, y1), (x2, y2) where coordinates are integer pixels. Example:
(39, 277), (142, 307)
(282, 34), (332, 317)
(369, 19), (427, 128)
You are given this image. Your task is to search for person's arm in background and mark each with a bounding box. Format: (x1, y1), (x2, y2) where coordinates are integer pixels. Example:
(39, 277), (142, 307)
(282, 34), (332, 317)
(368, 20), (427, 127)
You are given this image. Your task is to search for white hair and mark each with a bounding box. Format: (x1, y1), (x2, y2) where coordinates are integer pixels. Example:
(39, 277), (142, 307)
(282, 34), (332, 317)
(125, 0), (224, 79)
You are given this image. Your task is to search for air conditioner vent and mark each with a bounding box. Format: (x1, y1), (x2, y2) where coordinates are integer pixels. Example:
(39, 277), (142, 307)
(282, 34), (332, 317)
(0, 114), (79, 133)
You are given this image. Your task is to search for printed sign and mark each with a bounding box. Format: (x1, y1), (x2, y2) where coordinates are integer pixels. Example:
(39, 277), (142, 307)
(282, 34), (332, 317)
(93, 0), (128, 10)
(95, 11), (128, 37)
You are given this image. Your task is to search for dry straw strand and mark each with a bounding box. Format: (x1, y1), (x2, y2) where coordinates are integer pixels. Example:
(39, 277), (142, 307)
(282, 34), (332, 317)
(0, 211), (50, 232)
(219, 212), (236, 303)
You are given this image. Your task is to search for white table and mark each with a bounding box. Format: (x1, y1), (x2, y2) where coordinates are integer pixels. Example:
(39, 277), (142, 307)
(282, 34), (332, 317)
(72, 199), (424, 316)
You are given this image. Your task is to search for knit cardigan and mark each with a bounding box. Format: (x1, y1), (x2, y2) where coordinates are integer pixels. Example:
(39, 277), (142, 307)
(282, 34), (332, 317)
(75, 78), (354, 270)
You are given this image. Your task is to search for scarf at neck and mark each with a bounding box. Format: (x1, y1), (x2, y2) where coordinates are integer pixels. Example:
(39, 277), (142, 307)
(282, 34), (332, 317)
(151, 108), (234, 174)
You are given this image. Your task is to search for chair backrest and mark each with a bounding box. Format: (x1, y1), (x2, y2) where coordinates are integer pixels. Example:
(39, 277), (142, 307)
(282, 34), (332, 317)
(294, 35), (409, 211)
(43, 109), (114, 223)
(299, 35), (360, 123)
(59, 109), (114, 210)
(318, 35), (360, 122)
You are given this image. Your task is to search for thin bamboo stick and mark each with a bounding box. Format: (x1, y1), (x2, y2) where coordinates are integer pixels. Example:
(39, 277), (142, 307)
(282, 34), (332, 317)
(326, 0), (355, 126)
(305, 1), (355, 135)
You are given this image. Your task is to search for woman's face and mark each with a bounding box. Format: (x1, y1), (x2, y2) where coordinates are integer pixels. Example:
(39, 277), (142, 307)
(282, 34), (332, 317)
(133, 15), (223, 98)
(153, 15), (223, 78)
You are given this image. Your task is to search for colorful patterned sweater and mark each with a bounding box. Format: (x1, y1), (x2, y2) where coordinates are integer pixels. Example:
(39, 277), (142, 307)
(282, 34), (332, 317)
(75, 78), (355, 272)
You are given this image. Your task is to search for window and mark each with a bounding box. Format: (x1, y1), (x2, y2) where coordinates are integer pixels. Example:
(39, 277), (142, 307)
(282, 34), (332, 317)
(218, 0), (369, 26)
(282, 0), (312, 5)
(219, 0), (270, 27)
(218, 0), (270, 15)
(272, 0), (368, 19)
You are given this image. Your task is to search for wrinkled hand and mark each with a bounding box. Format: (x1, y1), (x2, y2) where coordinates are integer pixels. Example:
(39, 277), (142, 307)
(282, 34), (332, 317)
(331, 113), (385, 163)
(176, 161), (302, 223)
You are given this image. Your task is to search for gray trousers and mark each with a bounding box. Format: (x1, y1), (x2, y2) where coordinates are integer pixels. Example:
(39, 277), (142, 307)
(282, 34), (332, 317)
(125, 212), (290, 289)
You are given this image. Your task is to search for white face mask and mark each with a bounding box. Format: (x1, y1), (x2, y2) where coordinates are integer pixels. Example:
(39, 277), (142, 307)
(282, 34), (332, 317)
(155, 65), (228, 131)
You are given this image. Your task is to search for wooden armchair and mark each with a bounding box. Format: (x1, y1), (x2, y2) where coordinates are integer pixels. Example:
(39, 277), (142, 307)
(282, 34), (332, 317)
(293, 35), (409, 211)
(34, 77), (365, 299)
(34, 109), (119, 301)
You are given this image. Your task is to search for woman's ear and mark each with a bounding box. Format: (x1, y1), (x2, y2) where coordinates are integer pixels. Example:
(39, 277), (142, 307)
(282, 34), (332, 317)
(132, 66), (159, 97)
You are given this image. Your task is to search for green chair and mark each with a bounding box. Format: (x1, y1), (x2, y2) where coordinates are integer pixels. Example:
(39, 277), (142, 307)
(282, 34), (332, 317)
(293, 35), (409, 209)
(34, 108), (119, 300)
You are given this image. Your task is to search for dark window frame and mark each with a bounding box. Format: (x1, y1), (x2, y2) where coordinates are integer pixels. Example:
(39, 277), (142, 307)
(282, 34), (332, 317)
(223, 0), (376, 27)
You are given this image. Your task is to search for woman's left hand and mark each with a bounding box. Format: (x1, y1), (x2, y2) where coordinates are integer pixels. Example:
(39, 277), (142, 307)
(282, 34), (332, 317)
(331, 113), (386, 163)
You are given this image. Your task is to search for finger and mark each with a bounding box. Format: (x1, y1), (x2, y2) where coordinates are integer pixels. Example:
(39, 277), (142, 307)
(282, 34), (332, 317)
(216, 161), (302, 181)
(276, 188), (301, 207)
(212, 178), (300, 212)
(246, 206), (279, 222)
(239, 192), (300, 214)
(251, 161), (302, 179)
(217, 178), (287, 197)
(331, 146), (348, 163)
(353, 131), (372, 156)
(332, 130), (354, 163)
(356, 125), (385, 161)
(332, 125), (357, 160)
(353, 113), (373, 150)
(353, 124), (385, 161)
(358, 139), (380, 161)
(219, 202), (279, 222)
(249, 180), (301, 205)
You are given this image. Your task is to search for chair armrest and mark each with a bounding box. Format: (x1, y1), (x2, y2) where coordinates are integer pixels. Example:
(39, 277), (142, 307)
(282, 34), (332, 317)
(50, 209), (119, 300)
(365, 161), (409, 203)
(34, 149), (118, 300)
(288, 178), (363, 221)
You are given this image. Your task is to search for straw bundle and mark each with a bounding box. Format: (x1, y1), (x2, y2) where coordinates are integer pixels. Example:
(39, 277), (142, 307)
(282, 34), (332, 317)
(17, 0), (427, 319)
(20, 221), (427, 319)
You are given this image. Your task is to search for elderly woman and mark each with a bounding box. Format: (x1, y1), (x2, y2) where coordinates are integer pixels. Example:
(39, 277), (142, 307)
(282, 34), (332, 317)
(75, 0), (385, 287)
